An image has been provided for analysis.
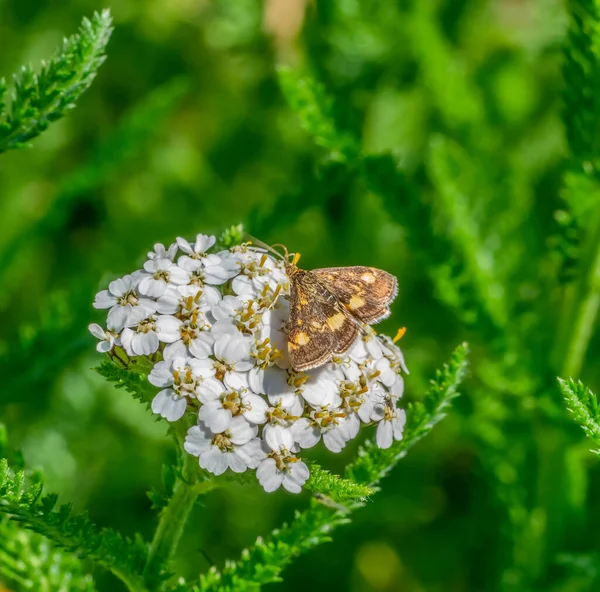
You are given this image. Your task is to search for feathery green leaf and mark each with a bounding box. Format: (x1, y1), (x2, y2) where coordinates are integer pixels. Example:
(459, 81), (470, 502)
(559, 378), (600, 453)
(0, 10), (112, 153)
(304, 464), (373, 503)
(0, 517), (96, 591)
(277, 66), (359, 162)
(0, 451), (156, 591)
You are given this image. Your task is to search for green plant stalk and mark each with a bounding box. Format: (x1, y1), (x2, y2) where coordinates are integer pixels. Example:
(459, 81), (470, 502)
(144, 423), (217, 582)
(557, 209), (600, 378)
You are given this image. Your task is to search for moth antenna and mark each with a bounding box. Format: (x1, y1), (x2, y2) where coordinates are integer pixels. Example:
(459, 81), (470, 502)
(244, 234), (287, 260)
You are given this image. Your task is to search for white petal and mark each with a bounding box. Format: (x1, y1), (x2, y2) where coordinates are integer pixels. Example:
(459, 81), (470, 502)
(163, 340), (188, 362)
(108, 276), (131, 297)
(199, 404), (232, 433)
(96, 339), (113, 353)
(346, 413), (361, 439)
(148, 361), (174, 387)
(256, 458), (283, 492)
(194, 234), (216, 253)
(176, 237), (193, 254)
(203, 264), (231, 285)
(323, 428), (347, 453)
(376, 421), (393, 449)
(224, 371), (249, 390)
(282, 461), (309, 493)
(243, 394), (268, 424)
(199, 448), (229, 475)
(93, 290), (116, 309)
(152, 390), (187, 421)
(169, 266), (191, 285)
(126, 304), (154, 326)
(156, 316), (183, 343)
(227, 452), (248, 473)
(132, 331), (159, 355)
(107, 306), (129, 332)
(89, 323), (106, 339)
(189, 332), (214, 359)
(231, 275), (255, 296)
(120, 328), (136, 356)
(155, 288), (180, 315)
(301, 379), (337, 408)
(265, 425), (293, 451)
(291, 418), (320, 449)
(200, 285), (222, 307)
(235, 438), (266, 469)
(262, 367), (295, 398)
(228, 416), (257, 445)
(184, 424), (213, 456)
(189, 358), (216, 378)
(177, 255), (202, 272)
(139, 276), (168, 298)
(196, 378), (225, 403)
(392, 410), (406, 440)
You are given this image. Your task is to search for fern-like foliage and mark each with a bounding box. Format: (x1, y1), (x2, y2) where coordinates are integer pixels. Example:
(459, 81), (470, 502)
(0, 456), (157, 591)
(0, 517), (96, 591)
(181, 343), (469, 591)
(277, 66), (359, 162)
(186, 503), (350, 592)
(563, 0), (600, 177)
(559, 378), (600, 453)
(304, 464), (372, 503)
(0, 10), (112, 154)
(95, 356), (157, 410)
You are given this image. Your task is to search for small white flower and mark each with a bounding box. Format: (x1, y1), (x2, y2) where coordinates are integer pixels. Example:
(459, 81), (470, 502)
(88, 323), (120, 353)
(256, 430), (309, 493)
(298, 367), (340, 408)
(176, 234), (216, 259)
(184, 418), (263, 475)
(375, 401), (406, 449)
(338, 379), (373, 423)
(148, 356), (214, 422)
(148, 242), (179, 261)
(198, 384), (268, 432)
(231, 251), (288, 298)
(212, 333), (255, 389)
(121, 316), (160, 356)
(93, 274), (156, 331)
(138, 258), (190, 298)
(156, 316), (214, 359)
(156, 284), (221, 317)
(179, 251), (233, 285)
(292, 405), (350, 453)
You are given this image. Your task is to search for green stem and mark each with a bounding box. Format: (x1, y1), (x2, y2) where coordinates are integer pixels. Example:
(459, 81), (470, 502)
(557, 210), (600, 378)
(143, 423), (218, 583)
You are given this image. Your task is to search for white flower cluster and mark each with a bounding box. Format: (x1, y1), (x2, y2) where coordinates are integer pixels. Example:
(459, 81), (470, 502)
(90, 234), (408, 494)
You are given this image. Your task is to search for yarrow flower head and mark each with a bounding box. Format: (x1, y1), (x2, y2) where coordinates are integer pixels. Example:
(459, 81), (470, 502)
(90, 232), (409, 493)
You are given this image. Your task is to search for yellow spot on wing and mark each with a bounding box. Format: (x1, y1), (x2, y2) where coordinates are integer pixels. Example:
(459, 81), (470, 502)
(361, 272), (376, 283)
(294, 332), (310, 345)
(327, 312), (347, 330)
(349, 295), (366, 310)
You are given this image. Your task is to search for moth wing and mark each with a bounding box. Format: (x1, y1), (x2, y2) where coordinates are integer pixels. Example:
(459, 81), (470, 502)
(288, 279), (335, 372)
(312, 266), (398, 323)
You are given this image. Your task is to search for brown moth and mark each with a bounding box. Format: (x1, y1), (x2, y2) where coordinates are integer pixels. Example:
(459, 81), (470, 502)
(262, 244), (398, 372)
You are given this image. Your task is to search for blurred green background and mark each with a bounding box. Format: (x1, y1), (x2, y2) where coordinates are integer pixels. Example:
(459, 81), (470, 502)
(2, 0), (599, 591)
